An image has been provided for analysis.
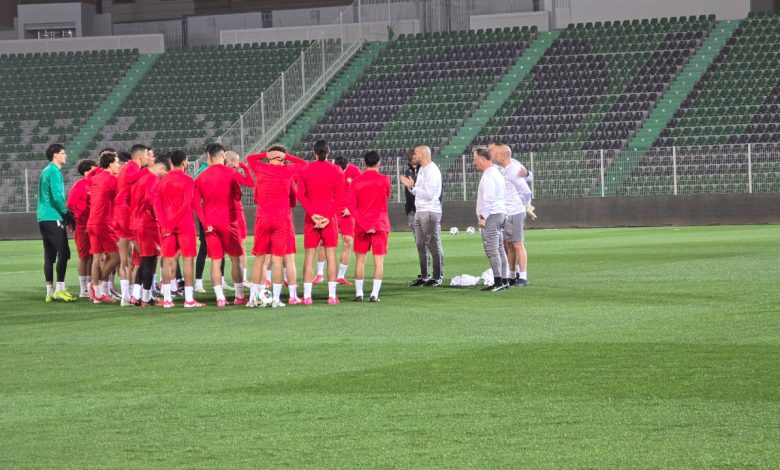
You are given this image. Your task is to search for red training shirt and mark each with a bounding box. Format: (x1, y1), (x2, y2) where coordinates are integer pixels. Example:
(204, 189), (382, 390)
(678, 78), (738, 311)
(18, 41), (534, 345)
(129, 170), (157, 233)
(296, 160), (345, 220)
(193, 164), (244, 227)
(246, 152), (307, 220)
(114, 160), (144, 223)
(348, 169), (392, 233)
(153, 169), (198, 235)
(87, 168), (117, 228)
(67, 178), (90, 227)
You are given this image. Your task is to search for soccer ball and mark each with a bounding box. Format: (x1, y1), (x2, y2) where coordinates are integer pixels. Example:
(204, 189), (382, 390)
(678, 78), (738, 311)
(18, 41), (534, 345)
(466, 226), (476, 235)
(449, 227), (459, 235)
(254, 289), (273, 308)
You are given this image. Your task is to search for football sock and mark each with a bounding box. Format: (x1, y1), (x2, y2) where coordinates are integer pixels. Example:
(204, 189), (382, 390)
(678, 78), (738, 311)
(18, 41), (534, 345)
(303, 283), (312, 299)
(519, 271), (527, 280)
(194, 279), (203, 289)
(162, 284), (172, 303)
(508, 271), (516, 279)
(94, 284), (104, 298)
(120, 280), (129, 299)
(272, 283), (282, 302)
(265, 270), (272, 283)
(288, 285), (298, 299)
(213, 285), (225, 301)
(170, 280), (177, 292)
(249, 283), (258, 302)
(132, 284), (142, 300)
(235, 283), (244, 298)
(371, 280), (382, 298)
(243, 268), (248, 283)
(355, 279), (364, 298)
(56, 282), (65, 292)
(184, 286), (194, 303)
(316, 261), (325, 276)
(328, 282), (337, 298)
(141, 289), (151, 303)
(46, 284), (54, 296)
(338, 263), (348, 279)
(103, 281), (113, 296)
(79, 276), (88, 293)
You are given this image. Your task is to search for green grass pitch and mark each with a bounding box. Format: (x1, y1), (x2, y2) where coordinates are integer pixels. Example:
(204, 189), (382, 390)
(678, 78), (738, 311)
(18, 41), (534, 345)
(1, 225), (779, 468)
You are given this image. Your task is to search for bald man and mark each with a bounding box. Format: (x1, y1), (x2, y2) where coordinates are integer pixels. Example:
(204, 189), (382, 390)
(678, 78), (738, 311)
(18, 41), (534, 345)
(400, 145), (444, 286)
(491, 144), (532, 286)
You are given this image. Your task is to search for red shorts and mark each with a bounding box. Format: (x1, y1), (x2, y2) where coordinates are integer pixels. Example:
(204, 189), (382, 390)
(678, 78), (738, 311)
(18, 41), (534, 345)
(253, 216), (291, 257)
(338, 215), (355, 237)
(206, 223), (244, 259)
(237, 213), (247, 240)
(114, 215), (133, 240)
(161, 230), (197, 258)
(354, 230), (389, 255)
(74, 227), (90, 259)
(88, 224), (118, 255)
(303, 218), (338, 249)
(137, 226), (161, 257)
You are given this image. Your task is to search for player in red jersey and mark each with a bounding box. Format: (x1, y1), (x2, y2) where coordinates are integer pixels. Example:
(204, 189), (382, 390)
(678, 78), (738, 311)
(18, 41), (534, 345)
(246, 144), (307, 307)
(134, 155), (169, 306)
(333, 155), (361, 284)
(296, 140), (345, 304)
(114, 144), (150, 305)
(193, 143), (246, 307)
(347, 151), (392, 302)
(87, 150), (121, 303)
(67, 159), (97, 298)
(153, 150), (205, 308)
(225, 150), (254, 287)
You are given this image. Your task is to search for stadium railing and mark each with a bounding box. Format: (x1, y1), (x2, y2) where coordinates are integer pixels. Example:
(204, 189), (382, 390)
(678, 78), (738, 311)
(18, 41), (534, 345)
(215, 0), (393, 158)
(3, 144), (776, 214)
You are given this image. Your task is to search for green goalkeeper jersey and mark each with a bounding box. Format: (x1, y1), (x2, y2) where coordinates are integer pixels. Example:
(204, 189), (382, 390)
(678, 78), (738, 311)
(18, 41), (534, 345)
(36, 163), (68, 222)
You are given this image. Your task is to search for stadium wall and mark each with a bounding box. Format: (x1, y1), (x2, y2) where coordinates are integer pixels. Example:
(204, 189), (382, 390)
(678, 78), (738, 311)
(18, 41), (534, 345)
(567, 0), (750, 24)
(2, 195), (779, 240)
(0, 33), (165, 55)
(469, 11), (549, 32)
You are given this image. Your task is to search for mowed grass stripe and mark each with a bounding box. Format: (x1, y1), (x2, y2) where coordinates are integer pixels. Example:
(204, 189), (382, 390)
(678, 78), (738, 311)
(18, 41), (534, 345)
(0, 225), (778, 467)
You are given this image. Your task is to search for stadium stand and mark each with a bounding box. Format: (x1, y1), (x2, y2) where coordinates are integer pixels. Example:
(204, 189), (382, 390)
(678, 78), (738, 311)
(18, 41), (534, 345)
(0, 49), (140, 170)
(464, 16), (718, 198)
(278, 42), (387, 152)
(621, 12), (780, 195)
(292, 27), (538, 161)
(91, 41), (310, 158)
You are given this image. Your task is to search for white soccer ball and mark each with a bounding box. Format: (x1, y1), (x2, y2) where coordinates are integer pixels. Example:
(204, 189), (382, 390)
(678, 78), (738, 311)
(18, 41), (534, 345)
(450, 227), (459, 235)
(466, 226), (476, 235)
(255, 289), (273, 308)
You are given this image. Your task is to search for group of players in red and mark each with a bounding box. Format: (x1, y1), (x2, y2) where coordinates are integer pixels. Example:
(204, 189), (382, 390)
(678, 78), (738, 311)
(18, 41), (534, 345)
(65, 139), (391, 308)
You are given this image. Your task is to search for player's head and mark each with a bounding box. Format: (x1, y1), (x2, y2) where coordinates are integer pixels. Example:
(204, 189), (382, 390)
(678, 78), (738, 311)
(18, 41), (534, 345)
(207, 143), (225, 164)
(491, 144), (511, 165)
(150, 154), (170, 176)
(312, 140), (330, 162)
(77, 159), (97, 176)
(224, 150), (240, 168)
(413, 145), (431, 164)
(98, 150), (120, 174)
(117, 151), (131, 163)
(472, 146), (492, 171)
(364, 150), (380, 169)
(333, 155), (348, 170)
(169, 149), (188, 169)
(407, 148), (418, 166)
(267, 144), (287, 164)
(45, 143), (66, 163)
(130, 144), (147, 164)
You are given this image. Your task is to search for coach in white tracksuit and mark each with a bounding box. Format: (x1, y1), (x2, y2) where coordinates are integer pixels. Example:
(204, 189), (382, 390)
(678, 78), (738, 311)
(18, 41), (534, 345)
(473, 147), (508, 291)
